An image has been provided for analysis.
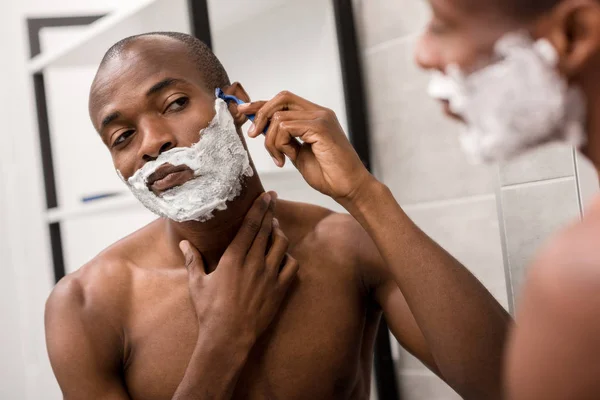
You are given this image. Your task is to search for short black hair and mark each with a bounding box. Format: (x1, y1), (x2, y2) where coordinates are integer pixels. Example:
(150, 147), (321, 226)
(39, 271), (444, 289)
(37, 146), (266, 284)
(99, 31), (230, 91)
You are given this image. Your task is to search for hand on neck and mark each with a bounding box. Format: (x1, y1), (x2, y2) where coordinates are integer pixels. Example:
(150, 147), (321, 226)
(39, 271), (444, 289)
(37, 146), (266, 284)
(166, 174), (265, 273)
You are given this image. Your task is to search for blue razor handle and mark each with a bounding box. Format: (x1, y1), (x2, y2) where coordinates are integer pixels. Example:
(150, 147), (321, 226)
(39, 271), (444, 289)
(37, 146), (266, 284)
(216, 88), (269, 135)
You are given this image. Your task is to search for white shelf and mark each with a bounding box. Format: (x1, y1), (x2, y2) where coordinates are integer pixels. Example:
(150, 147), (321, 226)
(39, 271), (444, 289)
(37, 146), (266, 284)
(28, 0), (190, 73)
(46, 194), (140, 223)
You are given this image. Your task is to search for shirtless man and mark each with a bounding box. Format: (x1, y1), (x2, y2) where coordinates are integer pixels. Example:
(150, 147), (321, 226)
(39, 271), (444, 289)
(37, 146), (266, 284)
(238, 1), (600, 398)
(44, 33), (509, 399)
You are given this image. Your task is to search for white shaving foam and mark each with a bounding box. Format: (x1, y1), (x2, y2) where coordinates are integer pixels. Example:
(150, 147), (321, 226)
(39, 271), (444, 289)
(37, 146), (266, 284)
(428, 32), (586, 164)
(118, 98), (254, 222)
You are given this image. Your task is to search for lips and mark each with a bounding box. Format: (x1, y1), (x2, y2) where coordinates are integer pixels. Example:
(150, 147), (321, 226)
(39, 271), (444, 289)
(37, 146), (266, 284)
(147, 164), (195, 194)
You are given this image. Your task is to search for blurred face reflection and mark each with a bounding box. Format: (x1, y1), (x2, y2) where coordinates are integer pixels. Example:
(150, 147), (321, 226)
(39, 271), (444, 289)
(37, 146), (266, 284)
(415, 0), (526, 119)
(413, 0), (595, 163)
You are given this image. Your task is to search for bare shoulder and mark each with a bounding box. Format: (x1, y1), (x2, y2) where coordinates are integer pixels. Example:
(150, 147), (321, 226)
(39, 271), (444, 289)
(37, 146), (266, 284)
(277, 199), (383, 289)
(46, 250), (133, 333)
(524, 200), (600, 321)
(46, 216), (160, 313)
(506, 199), (600, 398)
(45, 220), (163, 329)
(277, 199), (369, 260)
(44, 228), (159, 396)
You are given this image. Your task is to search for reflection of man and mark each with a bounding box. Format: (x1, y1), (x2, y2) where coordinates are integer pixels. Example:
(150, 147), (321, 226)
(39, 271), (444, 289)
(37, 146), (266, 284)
(45, 32), (509, 399)
(239, 1), (600, 399)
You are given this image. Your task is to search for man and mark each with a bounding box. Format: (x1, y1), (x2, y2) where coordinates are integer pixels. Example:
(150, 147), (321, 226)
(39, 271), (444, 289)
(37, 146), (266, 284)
(239, 0), (600, 398)
(45, 32), (509, 399)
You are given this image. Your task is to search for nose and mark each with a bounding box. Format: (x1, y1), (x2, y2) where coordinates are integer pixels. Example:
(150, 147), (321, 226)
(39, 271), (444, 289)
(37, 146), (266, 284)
(414, 32), (443, 72)
(138, 118), (177, 162)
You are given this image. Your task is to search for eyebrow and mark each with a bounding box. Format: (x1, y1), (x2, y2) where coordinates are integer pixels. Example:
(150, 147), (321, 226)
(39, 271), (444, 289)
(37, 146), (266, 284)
(146, 78), (184, 97)
(101, 112), (121, 130)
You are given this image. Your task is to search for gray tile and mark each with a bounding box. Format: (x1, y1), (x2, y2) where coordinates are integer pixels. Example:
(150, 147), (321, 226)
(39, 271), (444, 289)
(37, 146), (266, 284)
(399, 373), (461, 400)
(364, 38), (497, 204)
(405, 197), (509, 308)
(501, 179), (581, 301)
(499, 144), (575, 186)
(575, 151), (599, 211)
(356, 0), (430, 48)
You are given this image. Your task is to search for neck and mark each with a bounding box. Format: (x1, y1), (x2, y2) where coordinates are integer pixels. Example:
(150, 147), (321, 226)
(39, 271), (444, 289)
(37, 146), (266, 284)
(166, 174), (264, 273)
(585, 94), (600, 176)
(579, 67), (600, 178)
(586, 129), (600, 177)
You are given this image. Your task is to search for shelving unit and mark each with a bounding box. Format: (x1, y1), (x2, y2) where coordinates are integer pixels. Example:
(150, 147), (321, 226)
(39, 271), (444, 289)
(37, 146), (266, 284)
(46, 194), (138, 223)
(28, 0), (189, 73)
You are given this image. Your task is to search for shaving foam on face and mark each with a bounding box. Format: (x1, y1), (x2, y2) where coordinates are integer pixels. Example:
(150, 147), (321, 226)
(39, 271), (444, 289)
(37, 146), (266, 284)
(428, 32), (587, 164)
(118, 98), (254, 222)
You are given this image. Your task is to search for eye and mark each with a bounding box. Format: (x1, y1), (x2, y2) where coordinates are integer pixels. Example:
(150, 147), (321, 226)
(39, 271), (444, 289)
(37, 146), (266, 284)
(112, 130), (135, 148)
(165, 97), (189, 113)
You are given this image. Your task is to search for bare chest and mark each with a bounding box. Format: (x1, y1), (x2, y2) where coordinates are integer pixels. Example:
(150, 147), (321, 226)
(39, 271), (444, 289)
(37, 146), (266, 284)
(123, 263), (374, 400)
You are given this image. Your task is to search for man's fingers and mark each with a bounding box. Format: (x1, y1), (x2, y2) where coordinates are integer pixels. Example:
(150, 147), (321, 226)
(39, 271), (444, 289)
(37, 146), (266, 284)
(246, 198), (276, 264)
(264, 114), (284, 166)
(265, 220), (290, 276)
(278, 254), (299, 289)
(179, 240), (206, 279)
(275, 126), (302, 165)
(244, 91), (319, 137)
(263, 111), (316, 167)
(237, 100), (267, 115)
(227, 193), (273, 258)
(228, 102), (249, 127)
(278, 119), (321, 144)
(237, 101), (267, 139)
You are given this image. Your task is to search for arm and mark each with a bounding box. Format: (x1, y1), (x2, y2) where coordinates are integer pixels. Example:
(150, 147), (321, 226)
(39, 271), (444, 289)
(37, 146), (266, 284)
(347, 210), (507, 397)
(348, 180), (509, 399)
(45, 278), (132, 400)
(506, 230), (600, 399)
(239, 92), (510, 399)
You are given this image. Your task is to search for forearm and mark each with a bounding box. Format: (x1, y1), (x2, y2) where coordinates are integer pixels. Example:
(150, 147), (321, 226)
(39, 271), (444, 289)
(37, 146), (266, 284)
(172, 331), (254, 400)
(342, 179), (510, 398)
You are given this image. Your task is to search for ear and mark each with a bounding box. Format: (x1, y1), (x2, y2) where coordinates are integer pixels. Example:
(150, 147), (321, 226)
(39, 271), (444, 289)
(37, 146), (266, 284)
(222, 82), (251, 127)
(539, 0), (600, 77)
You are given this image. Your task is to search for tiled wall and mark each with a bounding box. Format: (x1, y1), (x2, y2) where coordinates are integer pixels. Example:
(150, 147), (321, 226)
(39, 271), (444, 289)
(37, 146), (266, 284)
(354, 1), (599, 399)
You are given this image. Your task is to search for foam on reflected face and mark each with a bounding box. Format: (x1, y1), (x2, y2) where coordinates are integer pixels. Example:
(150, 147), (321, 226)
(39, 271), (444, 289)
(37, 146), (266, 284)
(428, 32), (587, 164)
(118, 98), (254, 222)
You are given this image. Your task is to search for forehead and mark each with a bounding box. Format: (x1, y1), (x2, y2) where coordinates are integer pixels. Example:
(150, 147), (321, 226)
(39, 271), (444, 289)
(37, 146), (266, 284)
(89, 36), (205, 125)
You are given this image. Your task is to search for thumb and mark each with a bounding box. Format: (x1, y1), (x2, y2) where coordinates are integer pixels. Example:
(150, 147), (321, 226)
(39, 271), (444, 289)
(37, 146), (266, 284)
(237, 100), (266, 114)
(179, 240), (206, 278)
